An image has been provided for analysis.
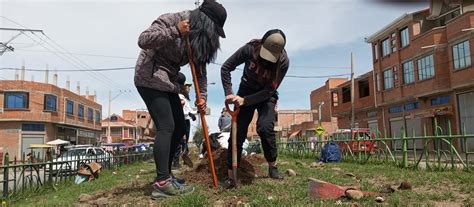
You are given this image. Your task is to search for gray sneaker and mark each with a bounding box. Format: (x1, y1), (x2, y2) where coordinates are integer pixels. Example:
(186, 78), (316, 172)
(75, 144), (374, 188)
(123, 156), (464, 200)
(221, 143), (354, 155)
(151, 180), (194, 200)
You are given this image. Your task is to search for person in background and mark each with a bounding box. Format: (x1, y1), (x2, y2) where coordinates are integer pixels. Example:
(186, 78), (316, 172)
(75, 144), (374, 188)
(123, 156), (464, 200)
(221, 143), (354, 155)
(172, 73), (196, 169)
(218, 108), (232, 132)
(134, 0), (227, 199)
(220, 29), (289, 189)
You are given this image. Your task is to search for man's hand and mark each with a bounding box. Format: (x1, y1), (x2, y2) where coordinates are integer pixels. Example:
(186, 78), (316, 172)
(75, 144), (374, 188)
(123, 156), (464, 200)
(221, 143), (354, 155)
(233, 95), (245, 107)
(225, 94), (235, 104)
(196, 98), (207, 113)
(177, 20), (190, 36)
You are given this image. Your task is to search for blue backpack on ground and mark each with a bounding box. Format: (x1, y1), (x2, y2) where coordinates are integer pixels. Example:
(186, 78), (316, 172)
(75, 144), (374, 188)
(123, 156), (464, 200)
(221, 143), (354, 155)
(319, 142), (341, 163)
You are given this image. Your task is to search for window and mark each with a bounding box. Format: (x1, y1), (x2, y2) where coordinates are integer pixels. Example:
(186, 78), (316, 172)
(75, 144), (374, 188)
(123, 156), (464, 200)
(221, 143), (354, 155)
(332, 92), (339, 107)
(111, 127), (122, 135)
(5, 92), (28, 109)
(342, 86), (351, 103)
(402, 61), (415, 84)
(88, 107), (94, 121)
(417, 54), (435, 80)
(431, 96), (451, 105)
(96, 110), (101, 122)
(358, 80), (370, 98)
(44, 94), (57, 111)
(129, 128), (134, 137)
(400, 27), (410, 47)
(66, 100), (74, 115)
(382, 38), (391, 57)
(404, 102), (419, 111)
(391, 32), (397, 52)
(452, 41), (471, 70)
(110, 115), (118, 122)
(389, 106), (402, 113)
(22, 124), (45, 132)
(383, 69), (393, 89)
(374, 43), (379, 60)
(78, 104), (84, 118)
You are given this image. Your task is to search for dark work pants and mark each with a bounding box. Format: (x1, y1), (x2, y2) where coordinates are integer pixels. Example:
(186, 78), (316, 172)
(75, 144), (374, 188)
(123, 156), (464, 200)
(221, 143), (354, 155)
(137, 86), (185, 181)
(226, 98), (278, 169)
(172, 119), (191, 164)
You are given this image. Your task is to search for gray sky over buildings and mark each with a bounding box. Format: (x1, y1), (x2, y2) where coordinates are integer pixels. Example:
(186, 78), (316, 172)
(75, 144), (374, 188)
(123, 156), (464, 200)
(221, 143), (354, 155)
(0, 0), (426, 132)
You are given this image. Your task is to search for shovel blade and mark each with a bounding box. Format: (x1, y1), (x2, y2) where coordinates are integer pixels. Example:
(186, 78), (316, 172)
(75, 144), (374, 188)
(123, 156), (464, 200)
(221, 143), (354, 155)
(308, 178), (346, 199)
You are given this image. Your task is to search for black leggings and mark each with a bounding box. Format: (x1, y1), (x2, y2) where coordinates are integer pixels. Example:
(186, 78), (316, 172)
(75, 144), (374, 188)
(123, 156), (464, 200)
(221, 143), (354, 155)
(137, 86), (186, 181)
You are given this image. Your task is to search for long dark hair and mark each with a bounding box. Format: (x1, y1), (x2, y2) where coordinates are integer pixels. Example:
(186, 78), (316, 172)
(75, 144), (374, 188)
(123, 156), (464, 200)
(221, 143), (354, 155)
(188, 9), (220, 67)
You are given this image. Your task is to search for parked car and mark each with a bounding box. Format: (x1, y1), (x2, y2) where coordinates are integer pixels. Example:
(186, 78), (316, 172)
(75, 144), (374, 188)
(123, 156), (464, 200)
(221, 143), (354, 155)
(331, 128), (376, 153)
(50, 146), (113, 174)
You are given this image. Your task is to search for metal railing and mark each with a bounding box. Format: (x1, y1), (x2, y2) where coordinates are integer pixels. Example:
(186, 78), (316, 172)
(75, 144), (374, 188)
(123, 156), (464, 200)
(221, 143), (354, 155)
(278, 122), (474, 172)
(0, 150), (153, 199)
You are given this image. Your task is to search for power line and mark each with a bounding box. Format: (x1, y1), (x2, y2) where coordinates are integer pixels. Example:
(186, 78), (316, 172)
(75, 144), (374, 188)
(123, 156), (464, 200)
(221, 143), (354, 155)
(16, 49), (137, 59)
(12, 48), (351, 69)
(0, 66), (351, 79)
(0, 67), (134, 72)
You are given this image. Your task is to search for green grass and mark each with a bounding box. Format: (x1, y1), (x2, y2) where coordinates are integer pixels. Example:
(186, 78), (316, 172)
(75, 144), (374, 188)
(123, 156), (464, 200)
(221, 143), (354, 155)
(9, 155), (474, 206)
(10, 161), (156, 206)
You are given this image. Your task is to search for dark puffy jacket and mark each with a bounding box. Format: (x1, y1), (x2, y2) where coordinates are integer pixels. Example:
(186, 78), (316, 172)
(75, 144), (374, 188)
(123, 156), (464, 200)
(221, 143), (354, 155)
(134, 11), (208, 100)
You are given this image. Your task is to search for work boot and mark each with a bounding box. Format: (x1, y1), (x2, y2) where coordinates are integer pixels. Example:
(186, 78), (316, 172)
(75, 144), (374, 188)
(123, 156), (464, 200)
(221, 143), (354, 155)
(221, 178), (236, 189)
(268, 166), (284, 180)
(151, 179), (194, 200)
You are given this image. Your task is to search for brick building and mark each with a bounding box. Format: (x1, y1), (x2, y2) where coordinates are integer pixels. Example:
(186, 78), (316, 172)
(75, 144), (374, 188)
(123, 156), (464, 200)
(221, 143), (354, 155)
(0, 80), (102, 157)
(331, 71), (379, 133)
(330, 1), (474, 151)
(101, 109), (153, 143)
(276, 110), (313, 139)
(101, 114), (136, 143)
(310, 78), (349, 123)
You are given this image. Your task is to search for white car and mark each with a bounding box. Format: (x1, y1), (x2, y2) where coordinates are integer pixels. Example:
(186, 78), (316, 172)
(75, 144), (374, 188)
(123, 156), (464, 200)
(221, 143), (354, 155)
(50, 147), (113, 174)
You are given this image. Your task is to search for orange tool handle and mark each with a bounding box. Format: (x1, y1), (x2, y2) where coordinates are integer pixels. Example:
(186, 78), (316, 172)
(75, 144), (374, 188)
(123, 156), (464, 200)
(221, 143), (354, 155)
(184, 35), (218, 188)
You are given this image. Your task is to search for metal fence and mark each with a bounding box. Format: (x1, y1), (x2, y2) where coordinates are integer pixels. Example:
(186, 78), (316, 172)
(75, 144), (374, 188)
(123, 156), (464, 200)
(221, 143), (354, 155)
(0, 150), (153, 199)
(278, 123), (474, 172)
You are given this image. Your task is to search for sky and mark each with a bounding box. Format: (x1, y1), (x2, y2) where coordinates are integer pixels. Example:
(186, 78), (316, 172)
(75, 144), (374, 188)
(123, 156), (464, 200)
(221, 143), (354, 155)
(0, 0), (427, 134)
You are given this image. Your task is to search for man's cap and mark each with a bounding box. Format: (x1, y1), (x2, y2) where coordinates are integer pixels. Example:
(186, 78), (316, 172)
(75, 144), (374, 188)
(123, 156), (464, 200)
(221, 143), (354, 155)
(184, 81), (192, 86)
(199, 0), (227, 38)
(259, 29), (286, 63)
(176, 72), (186, 85)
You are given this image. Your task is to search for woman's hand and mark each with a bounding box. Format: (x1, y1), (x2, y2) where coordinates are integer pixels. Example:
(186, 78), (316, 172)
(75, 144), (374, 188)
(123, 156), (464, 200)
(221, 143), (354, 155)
(196, 98), (207, 113)
(225, 94), (235, 104)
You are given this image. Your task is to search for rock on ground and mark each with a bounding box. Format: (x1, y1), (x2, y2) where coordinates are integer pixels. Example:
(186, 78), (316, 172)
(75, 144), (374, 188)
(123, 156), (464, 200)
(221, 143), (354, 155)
(345, 190), (364, 200)
(286, 169), (297, 177)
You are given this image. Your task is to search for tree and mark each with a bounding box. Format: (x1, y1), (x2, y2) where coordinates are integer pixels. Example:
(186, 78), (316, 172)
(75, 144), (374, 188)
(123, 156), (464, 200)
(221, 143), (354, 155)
(193, 125), (204, 149)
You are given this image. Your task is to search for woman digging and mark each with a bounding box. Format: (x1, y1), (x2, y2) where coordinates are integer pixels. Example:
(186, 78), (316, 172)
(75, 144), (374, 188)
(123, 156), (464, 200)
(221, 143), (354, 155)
(134, 0), (227, 199)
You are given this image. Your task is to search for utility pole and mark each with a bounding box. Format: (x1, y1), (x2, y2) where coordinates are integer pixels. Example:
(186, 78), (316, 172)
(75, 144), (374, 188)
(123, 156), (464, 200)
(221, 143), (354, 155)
(0, 28), (43, 56)
(106, 90), (130, 144)
(351, 52), (355, 134)
(318, 102), (325, 126)
(107, 90), (112, 144)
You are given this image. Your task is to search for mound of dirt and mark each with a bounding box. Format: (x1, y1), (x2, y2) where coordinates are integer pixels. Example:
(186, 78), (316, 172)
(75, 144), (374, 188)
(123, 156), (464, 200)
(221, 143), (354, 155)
(182, 149), (266, 187)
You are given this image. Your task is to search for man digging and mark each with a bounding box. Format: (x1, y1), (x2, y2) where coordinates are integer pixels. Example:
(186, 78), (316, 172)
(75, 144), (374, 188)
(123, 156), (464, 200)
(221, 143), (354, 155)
(220, 29), (289, 189)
